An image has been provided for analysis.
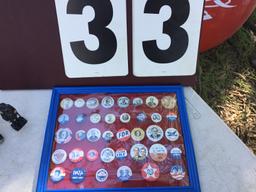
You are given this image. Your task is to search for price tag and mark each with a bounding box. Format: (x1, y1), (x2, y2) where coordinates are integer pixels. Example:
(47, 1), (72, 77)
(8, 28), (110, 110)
(55, 0), (128, 78)
(132, 0), (204, 77)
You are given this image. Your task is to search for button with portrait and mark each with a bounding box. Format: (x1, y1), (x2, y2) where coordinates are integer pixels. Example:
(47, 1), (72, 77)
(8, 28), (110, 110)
(146, 96), (159, 108)
(120, 113), (131, 123)
(100, 148), (115, 163)
(104, 113), (116, 124)
(90, 113), (101, 124)
(55, 128), (72, 144)
(146, 125), (163, 142)
(161, 96), (177, 109)
(130, 143), (148, 161)
(136, 112), (147, 122)
(149, 144), (167, 162)
(75, 113), (86, 123)
(165, 128), (179, 141)
(151, 113), (162, 123)
(96, 169), (108, 182)
(74, 98), (85, 108)
(50, 167), (66, 183)
(117, 96), (130, 108)
(101, 96), (114, 108)
(132, 97), (143, 106)
(51, 149), (67, 165)
(131, 128), (145, 142)
(58, 114), (70, 125)
(141, 163), (160, 182)
(87, 128), (101, 142)
(102, 130), (114, 142)
(75, 130), (86, 141)
(117, 166), (132, 182)
(170, 165), (185, 180)
(69, 148), (84, 163)
(86, 97), (99, 109)
(60, 98), (73, 110)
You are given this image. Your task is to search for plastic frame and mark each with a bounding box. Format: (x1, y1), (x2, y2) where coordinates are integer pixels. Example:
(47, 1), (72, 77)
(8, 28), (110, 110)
(36, 85), (201, 192)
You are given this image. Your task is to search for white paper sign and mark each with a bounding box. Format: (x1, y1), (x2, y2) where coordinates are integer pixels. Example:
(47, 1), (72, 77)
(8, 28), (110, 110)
(132, 0), (204, 77)
(55, 0), (128, 78)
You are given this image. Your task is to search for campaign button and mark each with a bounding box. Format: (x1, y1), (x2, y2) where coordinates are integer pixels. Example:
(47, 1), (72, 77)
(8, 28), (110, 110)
(101, 96), (114, 108)
(74, 98), (85, 108)
(120, 113), (131, 123)
(117, 97), (130, 108)
(90, 113), (101, 124)
(87, 128), (101, 142)
(170, 165), (185, 180)
(55, 128), (72, 144)
(165, 128), (179, 141)
(151, 113), (162, 123)
(69, 148), (84, 163)
(146, 96), (159, 108)
(115, 148), (127, 160)
(75, 113), (86, 123)
(170, 147), (182, 160)
(149, 144), (167, 162)
(96, 169), (108, 182)
(70, 168), (86, 184)
(166, 112), (177, 122)
(75, 130), (86, 141)
(51, 149), (67, 165)
(146, 125), (163, 142)
(116, 128), (130, 141)
(100, 148), (115, 163)
(86, 98), (99, 109)
(104, 114), (116, 124)
(132, 97), (143, 106)
(86, 149), (99, 161)
(161, 96), (177, 109)
(102, 130), (114, 142)
(58, 114), (69, 125)
(60, 98), (73, 110)
(130, 144), (148, 161)
(117, 166), (132, 182)
(131, 128), (145, 142)
(136, 112), (147, 122)
(50, 167), (66, 183)
(141, 163), (160, 182)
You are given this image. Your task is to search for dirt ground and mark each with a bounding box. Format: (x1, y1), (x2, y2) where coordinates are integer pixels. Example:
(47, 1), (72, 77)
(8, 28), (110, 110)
(197, 11), (256, 154)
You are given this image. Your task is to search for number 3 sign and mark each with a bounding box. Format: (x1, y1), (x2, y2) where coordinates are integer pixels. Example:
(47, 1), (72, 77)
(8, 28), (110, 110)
(55, 0), (204, 78)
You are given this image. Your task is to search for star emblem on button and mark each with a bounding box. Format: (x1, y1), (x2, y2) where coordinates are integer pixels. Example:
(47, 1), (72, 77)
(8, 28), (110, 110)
(141, 163), (160, 181)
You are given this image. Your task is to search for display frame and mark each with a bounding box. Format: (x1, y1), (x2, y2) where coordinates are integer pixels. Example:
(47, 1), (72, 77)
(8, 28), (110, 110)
(36, 85), (200, 192)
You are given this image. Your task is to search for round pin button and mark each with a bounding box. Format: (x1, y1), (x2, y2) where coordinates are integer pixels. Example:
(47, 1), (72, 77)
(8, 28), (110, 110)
(50, 167), (66, 183)
(58, 114), (70, 125)
(101, 96), (114, 108)
(130, 143), (148, 161)
(115, 148), (127, 160)
(151, 113), (162, 123)
(87, 128), (101, 142)
(100, 148), (115, 163)
(104, 114), (116, 124)
(149, 144), (167, 162)
(170, 147), (182, 160)
(136, 112), (147, 122)
(165, 128), (179, 141)
(75, 130), (86, 141)
(102, 130), (114, 142)
(161, 96), (177, 109)
(146, 125), (163, 142)
(75, 113), (86, 123)
(55, 128), (72, 144)
(132, 97), (143, 106)
(70, 168), (86, 184)
(118, 97), (130, 108)
(117, 166), (132, 182)
(170, 165), (185, 180)
(69, 148), (84, 163)
(166, 112), (177, 122)
(86, 149), (99, 161)
(90, 113), (101, 124)
(60, 98), (73, 110)
(120, 113), (131, 123)
(86, 98), (99, 109)
(146, 96), (159, 108)
(52, 149), (67, 165)
(116, 128), (130, 141)
(131, 128), (145, 142)
(141, 163), (160, 182)
(96, 169), (108, 182)
(74, 98), (85, 108)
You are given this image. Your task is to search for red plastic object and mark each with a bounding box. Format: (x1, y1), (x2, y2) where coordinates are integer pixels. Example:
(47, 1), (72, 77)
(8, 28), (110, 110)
(200, 0), (256, 52)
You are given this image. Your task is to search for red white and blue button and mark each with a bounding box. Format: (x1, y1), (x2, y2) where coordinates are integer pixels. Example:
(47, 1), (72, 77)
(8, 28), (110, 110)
(166, 112), (177, 122)
(170, 147), (182, 160)
(170, 165), (185, 180)
(69, 148), (84, 163)
(75, 130), (86, 141)
(141, 163), (160, 182)
(115, 148), (128, 160)
(50, 167), (66, 183)
(55, 128), (72, 144)
(86, 149), (99, 161)
(116, 128), (130, 141)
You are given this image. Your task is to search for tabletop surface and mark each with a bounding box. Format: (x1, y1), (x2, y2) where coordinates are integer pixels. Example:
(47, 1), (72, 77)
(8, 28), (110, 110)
(0, 87), (255, 192)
